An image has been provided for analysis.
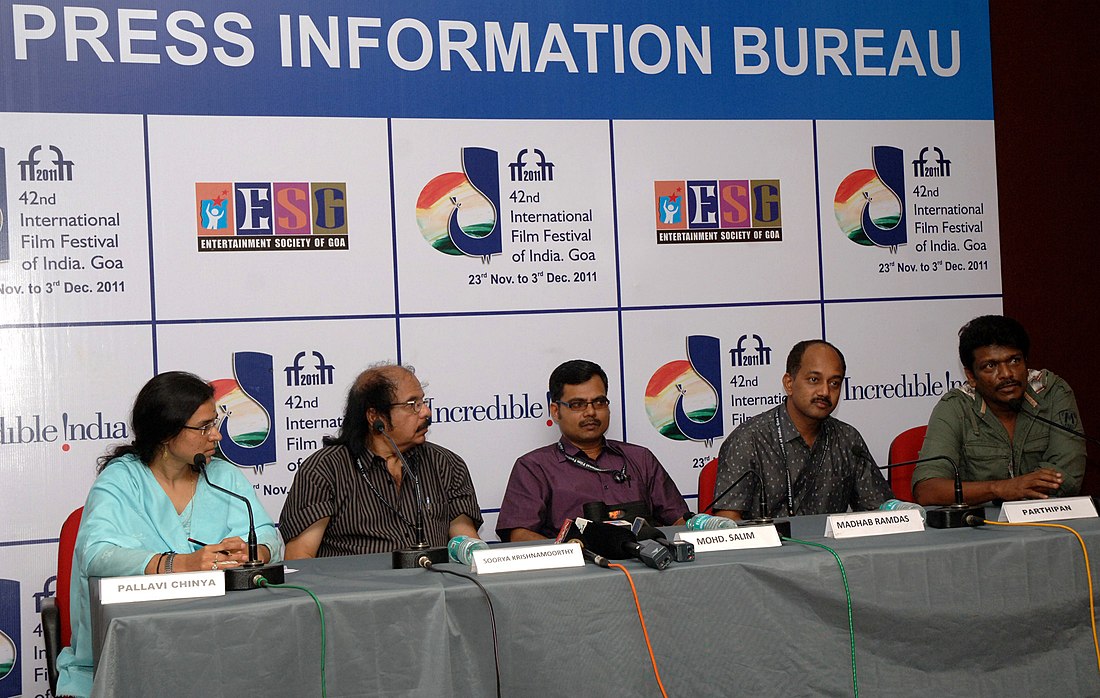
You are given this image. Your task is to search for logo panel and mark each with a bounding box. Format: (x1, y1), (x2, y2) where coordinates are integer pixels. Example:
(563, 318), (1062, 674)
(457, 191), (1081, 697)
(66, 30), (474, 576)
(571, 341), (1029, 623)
(416, 147), (502, 261)
(195, 181), (348, 252)
(213, 352), (277, 469)
(654, 179), (783, 244)
(834, 145), (907, 250)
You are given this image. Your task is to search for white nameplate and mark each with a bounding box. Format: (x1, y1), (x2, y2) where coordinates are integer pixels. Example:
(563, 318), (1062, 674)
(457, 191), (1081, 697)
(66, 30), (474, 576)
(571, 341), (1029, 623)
(99, 570), (225, 605)
(825, 510), (925, 538)
(999, 496), (1098, 523)
(675, 525), (781, 552)
(470, 543), (585, 574)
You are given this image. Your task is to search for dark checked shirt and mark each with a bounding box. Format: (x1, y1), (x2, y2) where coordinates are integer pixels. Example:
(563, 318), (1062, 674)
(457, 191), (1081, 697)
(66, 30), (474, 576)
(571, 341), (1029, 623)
(714, 401), (892, 517)
(279, 442), (482, 557)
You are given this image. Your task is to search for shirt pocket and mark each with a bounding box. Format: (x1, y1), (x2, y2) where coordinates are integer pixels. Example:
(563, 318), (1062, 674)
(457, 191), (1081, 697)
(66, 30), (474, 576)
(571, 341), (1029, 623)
(962, 437), (1012, 479)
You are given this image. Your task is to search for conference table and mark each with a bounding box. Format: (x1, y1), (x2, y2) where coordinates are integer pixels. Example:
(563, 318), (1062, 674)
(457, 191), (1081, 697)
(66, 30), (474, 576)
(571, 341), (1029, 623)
(89, 509), (1100, 697)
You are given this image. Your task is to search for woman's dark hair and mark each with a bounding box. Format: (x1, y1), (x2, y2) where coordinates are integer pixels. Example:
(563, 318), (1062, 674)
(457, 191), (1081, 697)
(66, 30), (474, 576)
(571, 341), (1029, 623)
(96, 371), (214, 473)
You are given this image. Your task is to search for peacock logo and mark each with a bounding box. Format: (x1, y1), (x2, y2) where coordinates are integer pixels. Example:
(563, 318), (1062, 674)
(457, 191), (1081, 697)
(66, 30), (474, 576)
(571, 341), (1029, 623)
(415, 147), (502, 261)
(834, 145), (907, 252)
(212, 352), (277, 470)
(645, 335), (724, 445)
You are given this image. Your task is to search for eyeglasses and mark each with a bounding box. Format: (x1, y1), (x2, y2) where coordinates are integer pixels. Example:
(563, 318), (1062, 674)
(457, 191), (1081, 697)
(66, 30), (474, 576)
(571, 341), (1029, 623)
(390, 398), (430, 412)
(555, 397), (611, 412)
(182, 420), (220, 437)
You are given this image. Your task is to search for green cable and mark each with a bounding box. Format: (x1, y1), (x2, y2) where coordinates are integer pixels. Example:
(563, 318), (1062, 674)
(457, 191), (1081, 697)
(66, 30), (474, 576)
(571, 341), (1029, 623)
(257, 577), (327, 698)
(782, 537), (858, 698)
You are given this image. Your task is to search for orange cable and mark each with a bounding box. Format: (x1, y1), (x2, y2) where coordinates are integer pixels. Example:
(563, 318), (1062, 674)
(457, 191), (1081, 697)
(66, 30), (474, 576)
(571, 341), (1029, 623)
(608, 563), (670, 698)
(982, 519), (1100, 676)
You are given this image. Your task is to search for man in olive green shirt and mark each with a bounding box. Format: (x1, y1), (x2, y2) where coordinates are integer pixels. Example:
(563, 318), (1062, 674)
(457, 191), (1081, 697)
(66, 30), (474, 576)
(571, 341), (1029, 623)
(914, 315), (1085, 505)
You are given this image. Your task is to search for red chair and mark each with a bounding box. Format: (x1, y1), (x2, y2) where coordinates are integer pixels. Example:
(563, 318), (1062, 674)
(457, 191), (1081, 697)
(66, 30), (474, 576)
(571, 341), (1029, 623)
(888, 426), (928, 502)
(696, 458), (719, 513)
(42, 506), (83, 695)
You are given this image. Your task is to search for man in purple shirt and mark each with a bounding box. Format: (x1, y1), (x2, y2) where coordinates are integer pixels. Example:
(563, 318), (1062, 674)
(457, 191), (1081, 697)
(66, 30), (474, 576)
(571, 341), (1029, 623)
(496, 359), (690, 542)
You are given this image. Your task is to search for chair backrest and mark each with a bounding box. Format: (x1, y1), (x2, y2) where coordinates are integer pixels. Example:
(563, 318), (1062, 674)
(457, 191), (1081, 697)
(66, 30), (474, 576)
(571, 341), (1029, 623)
(887, 426), (928, 503)
(696, 458), (719, 514)
(57, 507), (84, 648)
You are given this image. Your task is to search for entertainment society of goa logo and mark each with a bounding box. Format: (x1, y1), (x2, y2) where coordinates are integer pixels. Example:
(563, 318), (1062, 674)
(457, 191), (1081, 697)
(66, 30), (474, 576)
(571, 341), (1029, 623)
(834, 145), (907, 252)
(415, 147), (502, 261)
(212, 352), (277, 469)
(645, 336), (723, 445)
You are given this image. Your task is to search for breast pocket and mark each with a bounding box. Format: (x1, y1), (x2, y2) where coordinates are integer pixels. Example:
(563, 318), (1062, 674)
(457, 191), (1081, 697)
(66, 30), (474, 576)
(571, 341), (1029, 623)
(962, 437), (1012, 479)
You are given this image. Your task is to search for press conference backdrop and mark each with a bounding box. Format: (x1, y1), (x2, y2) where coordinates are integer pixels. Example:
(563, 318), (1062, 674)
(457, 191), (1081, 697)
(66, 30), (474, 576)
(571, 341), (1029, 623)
(0, 1), (998, 694)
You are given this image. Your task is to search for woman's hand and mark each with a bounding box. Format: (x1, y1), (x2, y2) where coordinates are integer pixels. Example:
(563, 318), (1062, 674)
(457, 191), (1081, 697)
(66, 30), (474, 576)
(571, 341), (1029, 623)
(179, 537), (250, 572)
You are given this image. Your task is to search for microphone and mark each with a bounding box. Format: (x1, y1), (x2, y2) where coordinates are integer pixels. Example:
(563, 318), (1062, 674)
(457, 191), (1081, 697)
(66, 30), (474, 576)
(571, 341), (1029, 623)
(580, 520), (672, 570)
(372, 420), (448, 569)
(704, 464), (792, 538)
(191, 454), (285, 590)
(631, 517), (694, 562)
(856, 445), (984, 529)
(1017, 407), (1099, 446)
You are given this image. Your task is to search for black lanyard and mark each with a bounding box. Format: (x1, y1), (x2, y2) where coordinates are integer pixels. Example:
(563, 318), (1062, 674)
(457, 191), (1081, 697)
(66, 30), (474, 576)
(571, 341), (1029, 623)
(556, 442), (630, 484)
(353, 454), (419, 531)
(773, 409), (828, 517)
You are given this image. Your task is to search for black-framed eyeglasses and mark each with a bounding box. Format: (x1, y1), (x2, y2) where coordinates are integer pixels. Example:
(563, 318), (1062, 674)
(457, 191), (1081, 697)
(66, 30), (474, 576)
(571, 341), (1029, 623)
(555, 397), (611, 412)
(390, 398), (429, 412)
(182, 420), (220, 437)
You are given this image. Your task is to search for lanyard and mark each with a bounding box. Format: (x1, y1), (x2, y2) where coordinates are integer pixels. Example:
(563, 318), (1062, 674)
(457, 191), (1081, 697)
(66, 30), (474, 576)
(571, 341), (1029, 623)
(556, 442), (630, 484)
(773, 409), (828, 517)
(353, 453), (419, 531)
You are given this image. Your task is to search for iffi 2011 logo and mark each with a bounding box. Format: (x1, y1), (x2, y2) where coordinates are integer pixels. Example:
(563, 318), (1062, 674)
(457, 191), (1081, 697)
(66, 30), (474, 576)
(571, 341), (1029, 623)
(645, 336), (724, 445)
(834, 145), (908, 252)
(653, 179), (782, 245)
(0, 579), (20, 696)
(195, 182), (348, 252)
(213, 352), (277, 470)
(416, 147), (502, 262)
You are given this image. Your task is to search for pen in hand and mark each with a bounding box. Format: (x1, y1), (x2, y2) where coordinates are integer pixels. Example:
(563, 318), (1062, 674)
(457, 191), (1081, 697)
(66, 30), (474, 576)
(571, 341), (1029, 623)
(188, 537), (231, 554)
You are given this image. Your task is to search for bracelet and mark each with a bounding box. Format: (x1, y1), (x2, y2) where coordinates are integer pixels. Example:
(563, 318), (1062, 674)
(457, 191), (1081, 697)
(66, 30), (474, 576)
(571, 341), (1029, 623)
(165, 552), (177, 574)
(154, 552), (168, 574)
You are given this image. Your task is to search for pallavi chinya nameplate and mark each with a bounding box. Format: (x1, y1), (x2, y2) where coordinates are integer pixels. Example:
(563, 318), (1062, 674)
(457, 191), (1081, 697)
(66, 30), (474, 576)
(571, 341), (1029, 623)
(99, 570), (225, 604)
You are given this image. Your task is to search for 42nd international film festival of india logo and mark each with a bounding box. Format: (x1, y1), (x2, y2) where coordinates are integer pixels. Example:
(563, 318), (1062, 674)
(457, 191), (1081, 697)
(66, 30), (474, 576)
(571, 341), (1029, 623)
(834, 145), (909, 252)
(416, 147), (502, 262)
(645, 335), (724, 445)
(211, 351), (278, 470)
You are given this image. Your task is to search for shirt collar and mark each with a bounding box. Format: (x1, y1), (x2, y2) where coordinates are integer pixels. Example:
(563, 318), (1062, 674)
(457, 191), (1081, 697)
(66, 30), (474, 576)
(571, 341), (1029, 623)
(777, 399), (830, 446)
(557, 437), (622, 461)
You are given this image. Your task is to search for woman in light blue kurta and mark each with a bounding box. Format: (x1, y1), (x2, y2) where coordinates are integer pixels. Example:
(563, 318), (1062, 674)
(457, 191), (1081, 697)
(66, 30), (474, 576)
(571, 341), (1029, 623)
(55, 372), (282, 698)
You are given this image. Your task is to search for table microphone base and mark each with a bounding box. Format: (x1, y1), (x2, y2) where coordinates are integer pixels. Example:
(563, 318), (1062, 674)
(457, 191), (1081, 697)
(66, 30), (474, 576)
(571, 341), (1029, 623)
(742, 517), (792, 539)
(393, 546), (448, 569)
(927, 504), (985, 529)
(226, 562), (286, 591)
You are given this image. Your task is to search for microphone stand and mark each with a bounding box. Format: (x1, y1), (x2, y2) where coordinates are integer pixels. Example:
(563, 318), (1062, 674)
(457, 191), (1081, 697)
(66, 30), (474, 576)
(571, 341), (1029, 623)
(889, 453), (984, 529)
(1023, 410), (1100, 446)
(192, 455), (285, 591)
(705, 465), (792, 539)
(373, 423), (448, 569)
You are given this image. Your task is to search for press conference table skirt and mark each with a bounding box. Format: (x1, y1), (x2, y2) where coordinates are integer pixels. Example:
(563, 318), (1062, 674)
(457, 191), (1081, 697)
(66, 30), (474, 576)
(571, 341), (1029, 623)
(90, 509), (1100, 697)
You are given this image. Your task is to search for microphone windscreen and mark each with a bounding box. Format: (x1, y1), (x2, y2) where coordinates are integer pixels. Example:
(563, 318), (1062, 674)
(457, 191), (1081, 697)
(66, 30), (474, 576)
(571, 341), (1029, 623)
(580, 520), (636, 560)
(582, 501), (609, 522)
(191, 453), (205, 473)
